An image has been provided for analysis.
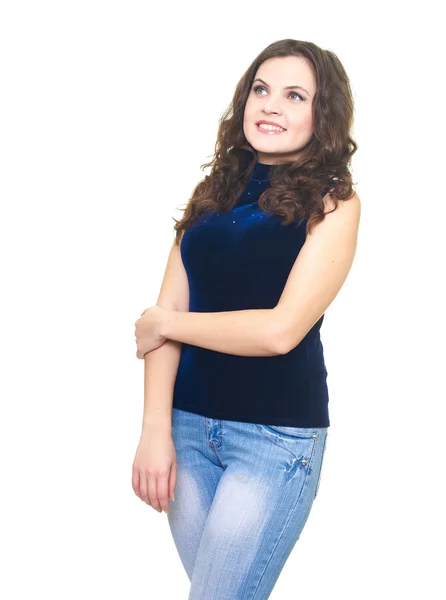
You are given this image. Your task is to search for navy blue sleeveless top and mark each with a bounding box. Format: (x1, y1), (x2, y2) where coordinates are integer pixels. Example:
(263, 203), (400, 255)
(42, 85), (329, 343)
(172, 161), (330, 428)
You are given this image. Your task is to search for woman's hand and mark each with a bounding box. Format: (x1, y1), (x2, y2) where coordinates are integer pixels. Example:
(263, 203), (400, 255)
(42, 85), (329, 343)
(132, 427), (177, 514)
(134, 305), (167, 358)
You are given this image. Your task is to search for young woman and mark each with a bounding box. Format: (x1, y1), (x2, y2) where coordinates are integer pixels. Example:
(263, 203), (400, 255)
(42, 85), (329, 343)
(132, 38), (361, 599)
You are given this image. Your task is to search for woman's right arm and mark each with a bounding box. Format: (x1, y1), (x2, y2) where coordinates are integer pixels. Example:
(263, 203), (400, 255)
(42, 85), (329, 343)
(141, 235), (189, 434)
(132, 234), (189, 513)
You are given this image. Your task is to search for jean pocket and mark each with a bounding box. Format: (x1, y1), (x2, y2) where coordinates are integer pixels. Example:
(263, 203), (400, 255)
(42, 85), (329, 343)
(314, 431), (328, 499)
(258, 424), (318, 440)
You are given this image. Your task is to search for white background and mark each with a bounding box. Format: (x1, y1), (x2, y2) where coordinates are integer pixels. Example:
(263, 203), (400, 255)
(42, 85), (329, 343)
(1, 1), (444, 598)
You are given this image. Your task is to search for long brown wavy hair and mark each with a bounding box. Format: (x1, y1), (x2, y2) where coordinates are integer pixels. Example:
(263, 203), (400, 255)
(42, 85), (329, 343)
(172, 39), (358, 246)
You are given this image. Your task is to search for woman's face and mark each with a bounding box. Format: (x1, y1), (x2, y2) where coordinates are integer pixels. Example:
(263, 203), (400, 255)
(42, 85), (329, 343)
(243, 55), (316, 165)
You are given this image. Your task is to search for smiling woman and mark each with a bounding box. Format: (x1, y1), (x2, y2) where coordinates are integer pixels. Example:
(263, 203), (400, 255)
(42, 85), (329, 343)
(132, 38), (360, 599)
(245, 60), (316, 158)
(171, 43), (357, 244)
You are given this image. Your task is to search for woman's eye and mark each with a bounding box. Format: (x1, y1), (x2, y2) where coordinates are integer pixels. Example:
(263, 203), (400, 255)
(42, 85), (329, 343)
(252, 85), (303, 101)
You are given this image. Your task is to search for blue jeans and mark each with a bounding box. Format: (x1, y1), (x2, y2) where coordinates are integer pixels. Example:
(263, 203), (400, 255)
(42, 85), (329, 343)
(167, 407), (329, 599)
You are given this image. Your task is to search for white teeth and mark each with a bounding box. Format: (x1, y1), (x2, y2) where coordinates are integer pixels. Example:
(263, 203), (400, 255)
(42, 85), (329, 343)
(258, 123), (285, 132)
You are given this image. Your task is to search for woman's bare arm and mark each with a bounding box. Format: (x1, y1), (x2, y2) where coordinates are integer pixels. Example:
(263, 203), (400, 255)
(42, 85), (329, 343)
(141, 235), (189, 434)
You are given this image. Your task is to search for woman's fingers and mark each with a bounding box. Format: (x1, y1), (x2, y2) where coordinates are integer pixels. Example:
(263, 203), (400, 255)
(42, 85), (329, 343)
(131, 436), (176, 514)
(148, 473), (161, 512)
(156, 472), (171, 514)
(132, 467), (141, 499)
(132, 467), (166, 513)
(139, 471), (149, 505)
(169, 461), (177, 502)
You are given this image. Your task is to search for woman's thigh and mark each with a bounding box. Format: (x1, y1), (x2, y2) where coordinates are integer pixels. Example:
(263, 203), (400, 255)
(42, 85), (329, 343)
(167, 408), (225, 580)
(186, 418), (328, 600)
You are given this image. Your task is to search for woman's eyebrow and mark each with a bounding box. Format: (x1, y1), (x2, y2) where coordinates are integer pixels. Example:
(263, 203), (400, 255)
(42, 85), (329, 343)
(253, 77), (309, 95)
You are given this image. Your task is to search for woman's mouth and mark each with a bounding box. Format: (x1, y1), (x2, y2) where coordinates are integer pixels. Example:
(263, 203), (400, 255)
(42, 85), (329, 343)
(255, 123), (286, 135)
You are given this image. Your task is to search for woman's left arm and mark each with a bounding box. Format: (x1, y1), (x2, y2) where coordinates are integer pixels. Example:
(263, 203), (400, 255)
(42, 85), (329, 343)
(136, 193), (361, 359)
(159, 307), (283, 357)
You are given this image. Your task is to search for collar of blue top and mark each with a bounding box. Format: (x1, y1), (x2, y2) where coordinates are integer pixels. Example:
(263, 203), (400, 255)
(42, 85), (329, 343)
(250, 161), (272, 182)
